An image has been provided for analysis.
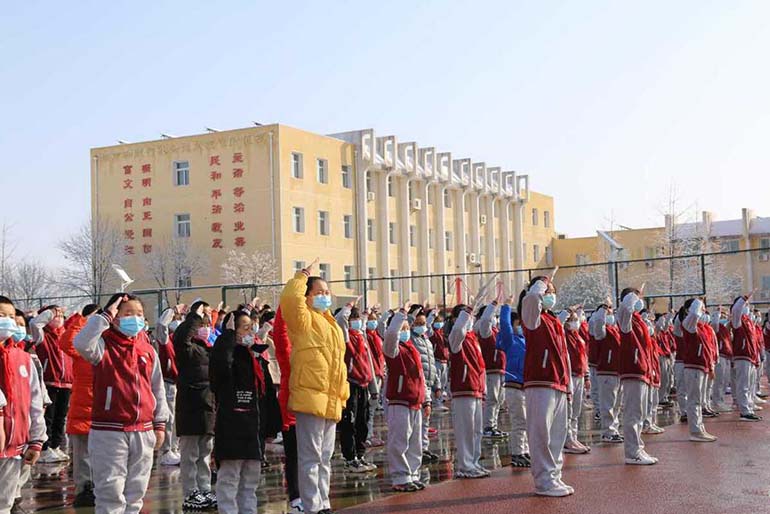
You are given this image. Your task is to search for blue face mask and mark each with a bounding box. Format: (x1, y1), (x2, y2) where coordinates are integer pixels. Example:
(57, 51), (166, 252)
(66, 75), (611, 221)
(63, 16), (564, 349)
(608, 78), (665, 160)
(719, 319), (729, 326)
(366, 320), (378, 331)
(606, 314), (616, 325)
(433, 322), (444, 330)
(398, 331), (410, 343)
(413, 325), (427, 336)
(700, 314), (711, 324)
(312, 294), (332, 312)
(0, 317), (18, 340)
(118, 316), (145, 337)
(742, 306), (750, 317)
(514, 326), (523, 336)
(350, 319), (363, 331)
(542, 293), (556, 310)
(634, 299), (644, 312)
(11, 326), (26, 343)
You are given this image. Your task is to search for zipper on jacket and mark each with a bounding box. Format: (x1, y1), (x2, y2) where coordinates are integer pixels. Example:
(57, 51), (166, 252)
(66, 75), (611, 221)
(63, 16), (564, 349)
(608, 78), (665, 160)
(105, 386), (113, 411)
(542, 349), (549, 369)
(634, 348), (638, 364)
(397, 375), (404, 393)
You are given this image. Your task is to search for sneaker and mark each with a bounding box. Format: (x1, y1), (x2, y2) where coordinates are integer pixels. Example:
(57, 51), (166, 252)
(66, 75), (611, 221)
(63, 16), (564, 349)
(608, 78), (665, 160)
(625, 454), (658, 465)
(160, 450), (181, 466)
(455, 468), (486, 479)
(689, 431), (717, 442)
(54, 447), (70, 460)
(658, 400), (674, 407)
(758, 392), (769, 399)
(392, 482), (419, 492)
(202, 491), (216, 509)
(593, 411), (601, 422)
(740, 413), (762, 422)
(557, 480), (575, 494)
(716, 404), (733, 413)
(702, 409), (718, 418)
(412, 480), (427, 490)
(754, 396), (767, 404)
(474, 466), (491, 477)
(37, 448), (63, 464)
(182, 490), (209, 510)
(73, 482), (96, 507)
(510, 454), (530, 468)
(643, 425), (665, 435)
(679, 414), (688, 423)
(366, 436), (385, 448)
(288, 499), (305, 514)
(563, 441), (589, 454)
(358, 458), (377, 471)
(641, 451), (659, 464)
(344, 459), (370, 474)
(535, 484), (572, 497)
(601, 434), (624, 443)
(422, 452), (432, 465)
(272, 432), (284, 444)
(482, 427), (496, 438)
(10, 498), (29, 514)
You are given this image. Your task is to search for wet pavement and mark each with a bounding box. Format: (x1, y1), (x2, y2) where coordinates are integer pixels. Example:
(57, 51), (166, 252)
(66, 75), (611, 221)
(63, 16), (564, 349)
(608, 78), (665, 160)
(18, 393), (766, 514)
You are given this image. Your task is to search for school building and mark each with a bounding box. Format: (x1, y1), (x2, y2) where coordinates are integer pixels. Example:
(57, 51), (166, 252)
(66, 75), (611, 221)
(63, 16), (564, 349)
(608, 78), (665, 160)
(90, 124), (556, 306)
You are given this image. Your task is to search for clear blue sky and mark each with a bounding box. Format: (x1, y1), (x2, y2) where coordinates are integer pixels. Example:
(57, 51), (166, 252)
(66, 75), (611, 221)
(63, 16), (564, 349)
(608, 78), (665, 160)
(2, 1), (769, 266)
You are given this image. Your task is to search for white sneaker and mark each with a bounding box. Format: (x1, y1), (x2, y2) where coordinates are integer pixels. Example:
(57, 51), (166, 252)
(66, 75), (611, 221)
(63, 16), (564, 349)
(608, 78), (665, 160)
(272, 433), (283, 444)
(716, 404), (733, 413)
(160, 450), (181, 466)
(557, 480), (575, 494)
(644, 425), (665, 435)
(754, 396), (767, 404)
(54, 447), (70, 460)
(689, 431), (717, 442)
(288, 499), (304, 514)
(535, 484), (572, 497)
(625, 454), (657, 465)
(38, 448), (63, 464)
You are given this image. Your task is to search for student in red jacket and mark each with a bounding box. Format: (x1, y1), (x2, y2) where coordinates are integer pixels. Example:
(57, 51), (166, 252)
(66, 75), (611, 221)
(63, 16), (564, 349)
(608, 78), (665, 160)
(617, 287), (658, 466)
(654, 313), (675, 407)
(563, 309), (590, 454)
(591, 303), (623, 443)
(29, 305), (71, 464)
(335, 302), (377, 473)
(155, 306), (183, 467)
(641, 310), (665, 436)
(74, 294), (169, 514)
(365, 309), (386, 446)
(0, 296), (46, 514)
(519, 276), (572, 497)
(712, 309), (733, 412)
(731, 294), (761, 421)
(680, 298), (718, 441)
(429, 313), (449, 411)
(476, 303), (506, 438)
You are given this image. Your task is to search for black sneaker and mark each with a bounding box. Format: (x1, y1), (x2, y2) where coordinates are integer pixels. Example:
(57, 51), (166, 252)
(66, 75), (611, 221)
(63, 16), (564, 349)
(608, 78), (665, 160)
(422, 451), (433, 464)
(344, 459), (370, 474)
(412, 480), (427, 490)
(510, 454), (530, 468)
(593, 411), (601, 422)
(202, 491), (217, 509)
(10, 499), (29, 514)
(183, 490), (210, 511)
(73, 481), (96, 507)
(703, 409), (718, 418)
(740, 413), (762, 422)
(658, 400), (674, 407)
(679, 414), (688, 423)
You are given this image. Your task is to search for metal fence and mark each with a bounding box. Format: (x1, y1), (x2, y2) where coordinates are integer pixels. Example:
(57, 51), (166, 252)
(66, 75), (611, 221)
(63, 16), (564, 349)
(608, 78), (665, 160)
(10, 247), (770, 320)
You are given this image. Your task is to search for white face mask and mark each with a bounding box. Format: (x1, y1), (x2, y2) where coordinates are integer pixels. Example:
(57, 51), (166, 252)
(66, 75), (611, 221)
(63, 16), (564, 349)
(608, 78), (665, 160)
(238, 333), (255, 347)
(566, 321), (579, 331)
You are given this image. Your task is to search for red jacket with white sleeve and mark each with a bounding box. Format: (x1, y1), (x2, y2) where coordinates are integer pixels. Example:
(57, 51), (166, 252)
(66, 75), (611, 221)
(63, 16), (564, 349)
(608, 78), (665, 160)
(565, 327), (588, 377)
(447, 310), (486, 398)
(731, 297), (758, 364)
(476, 305), (505, 374)
(382, 311), (426, 409)
(30, 309), (72, 389)
(617, 292), (653, 384)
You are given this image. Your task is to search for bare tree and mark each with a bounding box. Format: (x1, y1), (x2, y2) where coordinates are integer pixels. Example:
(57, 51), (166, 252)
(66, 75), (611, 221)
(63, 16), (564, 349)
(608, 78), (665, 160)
(0, 222), (16, 295)
(11, 261), (51, 311)
(141, 239), (209, 306)
(57, 218), (124, 302)
(221, 249), (279, 304)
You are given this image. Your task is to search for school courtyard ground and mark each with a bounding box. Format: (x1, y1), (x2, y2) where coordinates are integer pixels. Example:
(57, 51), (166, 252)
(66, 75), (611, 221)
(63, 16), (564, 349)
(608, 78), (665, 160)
(22, 393), (770, 514)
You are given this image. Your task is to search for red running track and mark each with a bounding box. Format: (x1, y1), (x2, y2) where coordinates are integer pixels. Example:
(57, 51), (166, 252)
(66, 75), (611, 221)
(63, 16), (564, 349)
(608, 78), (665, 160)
(342, 414), (770, 514)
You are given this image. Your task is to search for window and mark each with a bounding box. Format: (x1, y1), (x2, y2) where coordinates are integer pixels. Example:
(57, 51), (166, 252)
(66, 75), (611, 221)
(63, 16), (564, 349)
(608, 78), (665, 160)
(173, 161), (189, 186)
(343, 215), (353, 239)
(390, 269), (398, 292)
(368, 267), (376, 291)
(319, 263), (330, 281)
(389, 222), (396, 244)
(445, 231), (453, 251)
(763, 275), (770, 291)
(174, 214), (191, 238)
(544, 210), (551, 228)
(644, 247), (657, 259)
(344, 265), (354, 289)
(409, 225), (416, 247)
(318, 211), (329, 236)
(291, 153), (303, 179)
(292, 207), (305, 233)
(176, 270), (192, 289)
(533, 244), (540, 262)
(367, 219), (375, 242)
(293, 260), (306, 273)
(545, 246), (553, 266)
(428, 229), (434, 250)
(366, 170), (373, 193)
(410, 272), (417, 293)
(387, 176), (395, 197)
(576, 254), (589, 265)
(341, 165), (352, 189)
(722, 240), (739, 252)
(760, 238), (770, 249)
(443, 189), (452, 208)
(316, 159), (328, 184)
(531, 208), (539, 226)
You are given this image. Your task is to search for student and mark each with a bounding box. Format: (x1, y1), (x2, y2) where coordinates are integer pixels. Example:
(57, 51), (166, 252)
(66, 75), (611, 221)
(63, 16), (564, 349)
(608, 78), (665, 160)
(407, 308), (440, 463)
(477, 303), (507, 439)
(591, 303), (623, 443)
(429, 314), (450, 412)
(335, 303), (377, 473)
(279, 259), (349, 514)
(713, 309), (733, 412)
(680, 299), (718, 441)
(0, 296), (46, 514)
(447, 303), (489, 479)
(655, 314), (675, 407)
(519, 276), (573, 496)
(155, 307), (181, 467)
(59, 305), (100, 507)
(383, 306), (427, 492)
(642, 311), (664, 436)
(364, 308), (386, 445)
(764, 313), (770, 385)
(173, 302), (217, 510)
(731, 294), (762, 421)
(74, 294), (169, 514)
(586, 313), (601, 421)
(29, 306), (71, 464)
(496, 298), (529, 467)
(563, 309), (591, 454)
(672, 312), (687, 422)
(617, 287), (658, 465)
(209, 311), (265, 514)
(701, 311), (719, 418)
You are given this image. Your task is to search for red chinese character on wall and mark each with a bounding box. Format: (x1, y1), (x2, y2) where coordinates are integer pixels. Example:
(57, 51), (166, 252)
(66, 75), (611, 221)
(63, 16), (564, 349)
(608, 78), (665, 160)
(124, 213), (134, 223)
(210, 155), (221, 166)
(123, 165), (133, 175)
(124, 229), (135, 240)
(142, 164), (152, 174)
(211, 189), (222, 200)
(232, 168), (244, 178)
(211, 204), (223, 215)
(233, 202), (245, 213)
(211, 222), (222, 233)
(212, 238), (223, 249)
(232, 153), (243, 163)
(233, 186), (245, 198)
(143, 244), (152, 254)
(123, 179), (133, 189)
(143, 211), (152, 221)
(142, 197), (152, 207)
(143, 228), (152, 238)
(124, 245), (135, 255)
(142, 178), (152, 188)
(234, 237), (246, 247)
(210, 171), (222, 181)
(124, 199), (133, 209)
(234, 221), (245, 232)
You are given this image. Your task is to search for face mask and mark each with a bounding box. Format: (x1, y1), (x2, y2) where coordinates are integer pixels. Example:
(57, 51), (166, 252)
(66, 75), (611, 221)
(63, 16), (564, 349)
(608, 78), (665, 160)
(12, 326), (26, 343)
(634, 299), (644, 312)
(742, 306), (750, 316)
(312, 294), (332, 312)
(350, 320), (363, 331)
(0, 318), (17, 341)
(566, 321), (578, 331)
(413, 325), (427, 336)
(514, 326), (523, 336)
(433, 322), (444, 330)
(366, 320), (378, 331)
(169, 320), (181, 332)
(542, 293), (556, 310)
(197, 327), (212, 341)
(118, 316), (145, 337)
(398, 330), (410, 343)
(238, 333), (255, 347)
(700, 314), (711, 324)
(648, 326), (654, 336)
(49, 317), (64, 330)
(606, 314), (616, 325)
(720, 319), (728, 326)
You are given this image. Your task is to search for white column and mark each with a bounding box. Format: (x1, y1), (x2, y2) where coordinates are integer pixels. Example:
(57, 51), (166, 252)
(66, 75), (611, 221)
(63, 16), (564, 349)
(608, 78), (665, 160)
(376, 172), (391, 306)
(500, 200), (513, 293)
(512, 201), (526, 293)
(417, 180), (430, 302)
(397, 176), (411, 302)
(354, 157), (369, 301)
(435, 184), (448, 305)
(454, 189), (468, 304)
(484, 195), (496, 274)
(468, 191), (481, 293)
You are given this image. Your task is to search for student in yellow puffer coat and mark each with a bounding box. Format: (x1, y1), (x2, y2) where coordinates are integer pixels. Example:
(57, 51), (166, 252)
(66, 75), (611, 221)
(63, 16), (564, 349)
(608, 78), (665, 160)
(280, 258), (349, 514)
